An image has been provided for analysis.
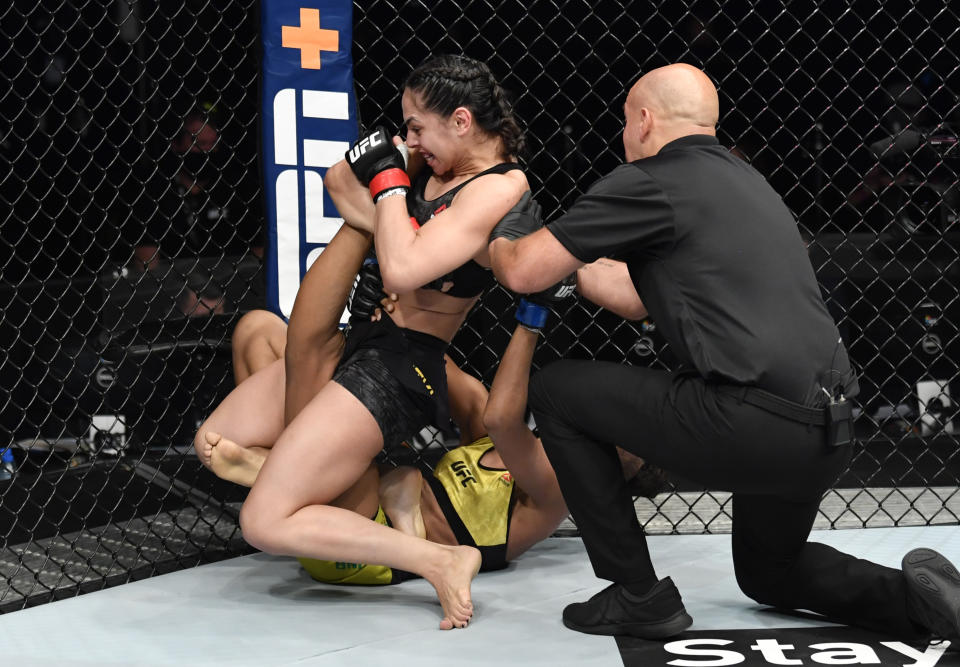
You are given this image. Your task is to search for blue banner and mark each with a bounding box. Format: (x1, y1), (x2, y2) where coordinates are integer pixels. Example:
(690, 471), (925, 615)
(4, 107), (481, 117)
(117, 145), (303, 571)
(261, 1), (358, 319)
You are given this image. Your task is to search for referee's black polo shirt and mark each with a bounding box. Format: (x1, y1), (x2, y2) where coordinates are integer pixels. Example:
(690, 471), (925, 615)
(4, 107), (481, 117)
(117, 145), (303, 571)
(548, 134), (857, 407)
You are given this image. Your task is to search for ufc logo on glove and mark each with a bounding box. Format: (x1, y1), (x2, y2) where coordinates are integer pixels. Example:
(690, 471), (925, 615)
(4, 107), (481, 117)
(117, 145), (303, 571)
(347, 132), (385, 162)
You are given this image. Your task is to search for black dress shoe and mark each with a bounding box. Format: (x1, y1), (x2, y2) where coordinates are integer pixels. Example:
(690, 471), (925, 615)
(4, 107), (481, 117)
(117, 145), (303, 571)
(562, 577), (693, 638)
(903, 548), (960, 644)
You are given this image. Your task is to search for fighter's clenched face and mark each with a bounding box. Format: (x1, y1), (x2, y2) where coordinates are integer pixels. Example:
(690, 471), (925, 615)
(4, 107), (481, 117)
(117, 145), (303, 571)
(401, 89), (464, 175)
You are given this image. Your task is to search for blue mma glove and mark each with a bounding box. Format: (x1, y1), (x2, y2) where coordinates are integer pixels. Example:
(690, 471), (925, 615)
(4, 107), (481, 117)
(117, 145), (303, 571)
(515, 273), (577, 334)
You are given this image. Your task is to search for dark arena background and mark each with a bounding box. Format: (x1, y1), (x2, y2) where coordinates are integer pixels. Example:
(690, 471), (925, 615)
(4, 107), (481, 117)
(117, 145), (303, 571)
(1, 0), (958, 619)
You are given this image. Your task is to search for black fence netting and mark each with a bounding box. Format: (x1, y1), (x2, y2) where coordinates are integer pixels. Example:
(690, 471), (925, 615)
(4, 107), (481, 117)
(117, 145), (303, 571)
(2, 0), (958, 611)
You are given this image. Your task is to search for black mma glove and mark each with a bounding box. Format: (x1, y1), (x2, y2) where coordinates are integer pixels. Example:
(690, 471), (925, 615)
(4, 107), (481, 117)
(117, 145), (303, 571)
(345, 127), (410, 203)
(527, 273), (577, 307)
(348, 261), (388, 321)
(514, 273), (577, 334)
(489, 191), (543, 242)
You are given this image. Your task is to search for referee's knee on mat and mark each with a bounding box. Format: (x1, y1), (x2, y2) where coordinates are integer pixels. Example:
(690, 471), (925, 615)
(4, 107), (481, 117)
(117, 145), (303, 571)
(733, 560), (788, 608)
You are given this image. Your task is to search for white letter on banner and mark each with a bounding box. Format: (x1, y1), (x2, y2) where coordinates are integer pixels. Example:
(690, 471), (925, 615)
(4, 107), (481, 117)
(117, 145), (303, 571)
(273, 89), (297, 166)
(304, 170), (342, 244)
(880, 640), (948, 667)
(303, 139), (351, 168)
(666, 639), (744, 666)
(303, 90), (349, 119)
(275, 169), (300, 317)
(809, 643), (880, 665)
(302, 90), (350, 168)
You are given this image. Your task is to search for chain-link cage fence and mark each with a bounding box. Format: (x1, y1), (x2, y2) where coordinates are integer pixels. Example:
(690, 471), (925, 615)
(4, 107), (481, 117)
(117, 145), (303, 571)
(2, 0), (958, 612)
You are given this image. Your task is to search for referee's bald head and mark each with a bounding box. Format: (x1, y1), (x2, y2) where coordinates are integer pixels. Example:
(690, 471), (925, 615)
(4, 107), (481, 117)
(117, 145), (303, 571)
(630, 64), (719, 129)
(622, 63), (718, 160)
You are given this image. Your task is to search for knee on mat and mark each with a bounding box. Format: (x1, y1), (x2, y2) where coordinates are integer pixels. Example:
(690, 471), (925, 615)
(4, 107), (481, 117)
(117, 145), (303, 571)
(734, 562), (790, 608)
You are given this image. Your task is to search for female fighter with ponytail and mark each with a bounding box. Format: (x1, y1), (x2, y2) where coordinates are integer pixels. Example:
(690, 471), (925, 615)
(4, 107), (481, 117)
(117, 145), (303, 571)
(232, 55), (537, 630)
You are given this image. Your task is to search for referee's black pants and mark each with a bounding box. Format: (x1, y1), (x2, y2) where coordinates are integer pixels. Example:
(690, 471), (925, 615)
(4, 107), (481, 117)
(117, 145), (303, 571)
(529, 359), (921, 639)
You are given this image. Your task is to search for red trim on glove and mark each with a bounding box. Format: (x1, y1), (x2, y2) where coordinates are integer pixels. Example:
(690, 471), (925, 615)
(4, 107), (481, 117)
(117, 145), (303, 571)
(369, 168), (411, 201)
(409, 216), (420, 230)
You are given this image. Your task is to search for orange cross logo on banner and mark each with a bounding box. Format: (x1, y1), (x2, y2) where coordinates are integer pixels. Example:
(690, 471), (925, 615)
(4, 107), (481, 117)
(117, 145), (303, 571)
(282, 8), (339, 69)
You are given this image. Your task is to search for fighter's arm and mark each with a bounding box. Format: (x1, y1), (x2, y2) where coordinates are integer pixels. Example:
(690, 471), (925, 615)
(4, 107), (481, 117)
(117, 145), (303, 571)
(374, 174), (527, 294)
(444, 355), (489, 446)
(324, 137), (427, 233)
(488, 229), (583, 294)
(576, 257), (648, 320)
(493, 163), (672, 297)
(283, 223), (372, 424)
(343, 127), (528, 293)
(324, 160), (377, 233)
(484, 323), (569, 557)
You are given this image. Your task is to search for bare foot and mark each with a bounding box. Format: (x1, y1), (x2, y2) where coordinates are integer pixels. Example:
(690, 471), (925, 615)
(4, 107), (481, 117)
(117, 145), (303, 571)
(379, 467), (426, 539)
(197, 431), (216, 467)
(427, 545), (482, 630)
(206, 432), (266, 488)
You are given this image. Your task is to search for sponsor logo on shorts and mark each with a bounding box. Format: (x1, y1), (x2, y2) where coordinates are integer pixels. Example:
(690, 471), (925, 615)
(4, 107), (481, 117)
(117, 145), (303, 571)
(413, 365), (435, 395)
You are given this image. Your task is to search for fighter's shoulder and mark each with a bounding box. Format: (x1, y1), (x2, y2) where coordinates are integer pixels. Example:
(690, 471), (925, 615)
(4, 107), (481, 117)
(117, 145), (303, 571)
(460, 166), (529, 201)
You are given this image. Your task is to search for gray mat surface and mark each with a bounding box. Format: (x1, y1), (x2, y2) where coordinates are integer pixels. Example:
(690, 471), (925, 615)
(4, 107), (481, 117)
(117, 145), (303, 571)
(0, 526), (957, 666)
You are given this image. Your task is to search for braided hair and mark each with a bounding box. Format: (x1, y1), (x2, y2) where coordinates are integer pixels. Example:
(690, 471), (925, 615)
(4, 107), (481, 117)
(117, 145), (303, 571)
(404, 55), (525, 158)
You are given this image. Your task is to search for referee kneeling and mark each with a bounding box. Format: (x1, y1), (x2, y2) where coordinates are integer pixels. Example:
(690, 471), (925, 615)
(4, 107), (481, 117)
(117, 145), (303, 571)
(488, 63), (960, 643)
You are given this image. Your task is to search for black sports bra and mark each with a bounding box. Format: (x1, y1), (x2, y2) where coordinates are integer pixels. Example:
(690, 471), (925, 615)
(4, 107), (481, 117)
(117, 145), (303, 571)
(407, 163), (523, 298)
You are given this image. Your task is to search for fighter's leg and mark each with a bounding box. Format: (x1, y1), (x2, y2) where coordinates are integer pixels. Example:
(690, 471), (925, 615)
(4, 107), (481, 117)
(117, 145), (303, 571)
(195, 358), (286, 473)
(284, 224), (372, 424)
(196, 224), (372, 473)
(379, 466), (426, 539)
(240, 380), (481, 629)
(204, 432), (269, 488)
(231, 309), (287, 383)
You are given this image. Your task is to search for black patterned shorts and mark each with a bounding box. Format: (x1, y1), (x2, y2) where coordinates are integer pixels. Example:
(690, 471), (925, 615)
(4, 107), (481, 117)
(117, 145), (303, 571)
(332, 347), (434, 451)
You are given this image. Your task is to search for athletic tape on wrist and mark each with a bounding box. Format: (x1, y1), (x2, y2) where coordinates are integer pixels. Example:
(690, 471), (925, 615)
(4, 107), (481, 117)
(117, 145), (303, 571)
(369, 168), (410, 201)
(515, 298), (548, 330)
(373, 187), (408, 203)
